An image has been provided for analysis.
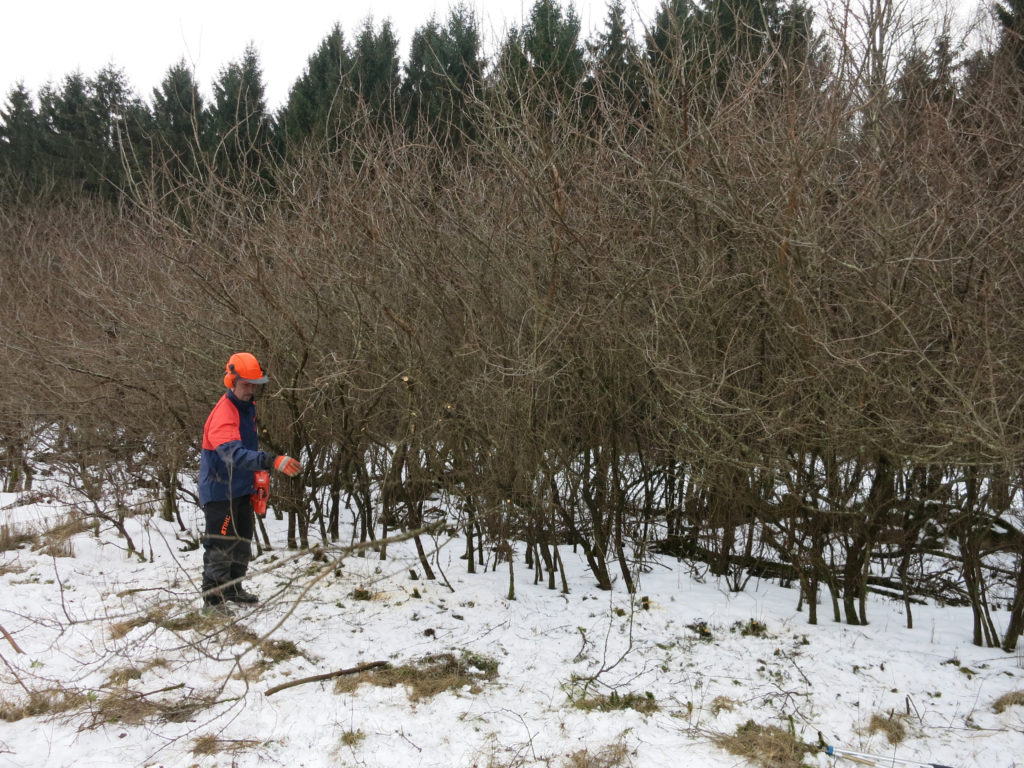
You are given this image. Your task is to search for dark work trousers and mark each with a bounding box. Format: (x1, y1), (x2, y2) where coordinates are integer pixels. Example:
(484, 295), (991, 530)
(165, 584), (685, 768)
(201, 496), (254, 602)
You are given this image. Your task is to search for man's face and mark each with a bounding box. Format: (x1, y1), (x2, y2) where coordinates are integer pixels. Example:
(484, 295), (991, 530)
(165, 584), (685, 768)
(233, 380), (259, 402)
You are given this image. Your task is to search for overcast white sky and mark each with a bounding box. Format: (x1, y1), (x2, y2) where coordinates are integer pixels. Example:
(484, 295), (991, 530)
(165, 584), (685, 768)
(1, 0), (662, 113)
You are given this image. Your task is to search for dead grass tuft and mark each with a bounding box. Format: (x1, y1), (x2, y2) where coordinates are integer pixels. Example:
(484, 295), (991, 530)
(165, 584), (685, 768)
(713, 720), (811, 768)
(38, 537), (75, 558)
(0, 524), (38, 553)
(37, 515), (90, 558)
(733, 619), (769, 638)
(103, 658), (169, 688)
(90, 690), (164, 726)
(868, 712), (907, 744)
(161, 693), (219, 723)
(0, 688), (89, 722)
(110, 604), (308, 683)
(261, 638), (302, 664)
(993, 690), (1024, 714)
(563, 742), (632, 768)
(110, 604), (240, 640)
(191, 734), (220, 756)
(89, 687), (218, 728)
(109, 615), (148, 640)
(334, 651), (498, 701)
(572, 689), (658, 714)
(0, 559), (29, 576)
(191, 734), (261, 756)
(710, 695), (736, 716)
(104, 667), (143, 687)
(340, 729), (365, 747)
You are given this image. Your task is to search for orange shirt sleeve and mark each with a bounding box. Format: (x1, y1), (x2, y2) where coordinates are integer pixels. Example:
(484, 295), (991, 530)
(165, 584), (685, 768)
(202, 395), (241, 450)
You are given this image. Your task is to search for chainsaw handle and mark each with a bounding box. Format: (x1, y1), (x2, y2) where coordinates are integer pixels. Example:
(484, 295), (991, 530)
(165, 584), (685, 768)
(823, 744), (954, 768)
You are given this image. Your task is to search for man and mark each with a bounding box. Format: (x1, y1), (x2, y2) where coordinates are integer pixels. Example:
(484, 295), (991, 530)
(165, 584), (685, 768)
(199, 352), (301, 608)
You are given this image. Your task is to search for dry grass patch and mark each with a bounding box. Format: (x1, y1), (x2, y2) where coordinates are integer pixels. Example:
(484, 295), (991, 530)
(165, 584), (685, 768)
(340, 729), (365, 747)
(0, 688), (89, 722)
(111, 604), (247, 640)
(0, 523), (38, 553)
(90, 689), (167, 726)
(563, 742), (632, 768)
(102, 657), (169, 688)
(225, 626), (307, 667)
(993, 690), (1024, 713)
(235, 636), (308, 683)
(572, 689), (658, 714)
(710, 695), (737, 716)
(713, 720), (811, 768)
(88, 685), (218, 728)
(109, 603), (198, 639)
(260, 638), (302, 664)
(110, 605), (308, 687)
(109, 614), (150, 640)
(351, 586), (376, 601)
(191, 734), (261, 756)
(0, 559), (29, 576)
(38, 515), (90, 558)
(867, 712), (907, 744)
(333, 651), (498, 701)
(104, 666), (142, 687)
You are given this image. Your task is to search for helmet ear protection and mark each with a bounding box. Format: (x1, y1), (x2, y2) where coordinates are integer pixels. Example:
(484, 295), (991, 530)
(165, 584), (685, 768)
(223, 352), (269, 389)
(223, 363), (239, 389)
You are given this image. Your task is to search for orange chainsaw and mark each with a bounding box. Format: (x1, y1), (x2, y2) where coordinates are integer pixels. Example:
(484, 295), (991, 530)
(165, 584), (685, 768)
(252, 470), (270, 516)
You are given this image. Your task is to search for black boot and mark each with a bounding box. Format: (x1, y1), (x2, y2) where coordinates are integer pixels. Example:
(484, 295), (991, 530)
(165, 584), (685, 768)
(226, 548), (257, 603)
(226, 586), (259, 604)
(202, 590), (231, 615)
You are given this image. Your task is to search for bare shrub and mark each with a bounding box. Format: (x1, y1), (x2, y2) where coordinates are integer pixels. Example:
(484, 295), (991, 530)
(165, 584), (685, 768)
(2, 0), (1023, 650)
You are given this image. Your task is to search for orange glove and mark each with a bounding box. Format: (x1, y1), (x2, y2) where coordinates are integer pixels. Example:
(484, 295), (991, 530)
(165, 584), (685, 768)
(273, 455), (301, 476)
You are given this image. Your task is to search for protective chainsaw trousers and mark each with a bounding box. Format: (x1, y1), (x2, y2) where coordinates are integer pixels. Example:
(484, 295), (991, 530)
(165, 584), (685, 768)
(201, 496), (254, 602)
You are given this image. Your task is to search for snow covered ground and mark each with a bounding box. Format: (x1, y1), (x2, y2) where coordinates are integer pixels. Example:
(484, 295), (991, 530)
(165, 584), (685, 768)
(1, 488), (1023, 768)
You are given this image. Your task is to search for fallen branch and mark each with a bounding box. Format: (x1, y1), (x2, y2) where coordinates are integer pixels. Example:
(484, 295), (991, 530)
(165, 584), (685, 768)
(0, 624), (23, 654)
(136, 682), (186, 698)
(264, 660), (389, 697)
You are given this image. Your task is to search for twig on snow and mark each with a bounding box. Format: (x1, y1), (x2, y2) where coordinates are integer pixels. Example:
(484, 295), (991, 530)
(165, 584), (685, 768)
(264, 660), (389, 697)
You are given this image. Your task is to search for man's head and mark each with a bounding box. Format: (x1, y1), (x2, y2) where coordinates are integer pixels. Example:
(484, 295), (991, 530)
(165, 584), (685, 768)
(223, 352), (268, 401)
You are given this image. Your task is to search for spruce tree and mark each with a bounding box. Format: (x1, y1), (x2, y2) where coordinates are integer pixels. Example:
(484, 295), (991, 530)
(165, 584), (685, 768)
(152, 59), (206, 182)
(0, 83), (44, 198)
(995, 0), (1024, 71)
(588, 0), (643, 109)
(351, 18), (401, 128)
(523, 0), (585, 98)
(645, 0), (696, 72)
(494, 0), (585, 113)
(38, 72), (98, 195)
(89, 65), (148, 199)
(207, 44), (271, 183)
(401, 5), (483, 144)
(278, 24), (353, 149)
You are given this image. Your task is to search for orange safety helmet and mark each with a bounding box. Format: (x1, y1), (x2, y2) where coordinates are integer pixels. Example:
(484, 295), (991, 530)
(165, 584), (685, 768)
(223, 352), (269, 389)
